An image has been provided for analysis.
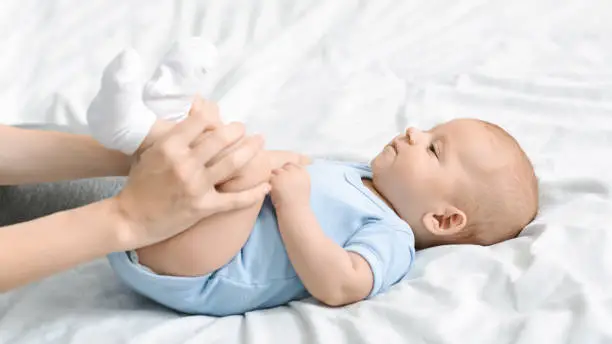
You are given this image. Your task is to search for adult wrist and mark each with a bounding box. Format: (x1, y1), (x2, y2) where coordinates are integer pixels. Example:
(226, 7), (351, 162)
(103, 196), (143, 251)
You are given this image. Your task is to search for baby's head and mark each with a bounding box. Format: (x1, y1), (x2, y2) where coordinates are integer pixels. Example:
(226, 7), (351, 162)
(371, 118), (538, 249)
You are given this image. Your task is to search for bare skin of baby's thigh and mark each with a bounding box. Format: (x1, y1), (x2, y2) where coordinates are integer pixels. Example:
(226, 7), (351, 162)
(135, 149), (308, 277)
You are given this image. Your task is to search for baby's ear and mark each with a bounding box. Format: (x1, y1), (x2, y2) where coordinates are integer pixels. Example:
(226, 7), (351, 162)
(422, 206), (467, 237)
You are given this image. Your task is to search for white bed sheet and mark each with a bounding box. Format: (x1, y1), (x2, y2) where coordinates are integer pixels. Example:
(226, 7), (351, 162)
(2, 0), (612, 343)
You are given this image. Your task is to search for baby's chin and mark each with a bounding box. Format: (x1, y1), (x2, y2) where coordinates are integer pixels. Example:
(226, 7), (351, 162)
(371, 149), (393, 170)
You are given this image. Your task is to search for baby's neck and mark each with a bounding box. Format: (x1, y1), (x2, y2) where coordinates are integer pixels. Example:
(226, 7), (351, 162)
(361, 178), (395, 211)
(361, 177), (429, 250)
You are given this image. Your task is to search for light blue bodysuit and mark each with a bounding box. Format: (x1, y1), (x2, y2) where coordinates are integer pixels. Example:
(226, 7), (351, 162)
(108, 160), (415, 316)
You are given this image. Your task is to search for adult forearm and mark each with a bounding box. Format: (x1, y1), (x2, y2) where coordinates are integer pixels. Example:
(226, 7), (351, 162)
(0, 198), (128, 292)
(276, 206), (357, 305)
(0, 125), (130, 185)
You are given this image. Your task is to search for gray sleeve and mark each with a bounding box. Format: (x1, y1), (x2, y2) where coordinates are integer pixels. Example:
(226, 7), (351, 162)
(0, 123), (125, 226)
(0, 177), (125, 226)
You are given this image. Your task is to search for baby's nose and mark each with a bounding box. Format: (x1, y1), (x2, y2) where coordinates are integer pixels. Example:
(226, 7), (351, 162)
(404, 127), (420, 144)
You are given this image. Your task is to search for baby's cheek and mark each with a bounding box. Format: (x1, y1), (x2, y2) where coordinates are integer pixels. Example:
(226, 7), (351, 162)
(408, 170), (439, 199)
(371, 151), (393, 171)
(390, 170), (418, 200)
(396, 161), (422, 185)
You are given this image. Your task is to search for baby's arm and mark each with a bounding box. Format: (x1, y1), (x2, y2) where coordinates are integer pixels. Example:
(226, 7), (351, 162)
(270, 163), (373, 307)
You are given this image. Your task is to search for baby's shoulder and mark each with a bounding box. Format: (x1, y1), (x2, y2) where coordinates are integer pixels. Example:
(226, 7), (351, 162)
(363, 217), (413, 236)
(307, 158), (370, 176)
(309, 157), (367, 167)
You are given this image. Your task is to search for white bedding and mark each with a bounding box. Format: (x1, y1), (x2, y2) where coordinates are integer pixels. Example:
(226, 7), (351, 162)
(2, 0), (612, 342)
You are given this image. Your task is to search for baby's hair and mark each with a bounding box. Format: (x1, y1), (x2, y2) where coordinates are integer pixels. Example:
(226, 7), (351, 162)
(453, 120), (539, 246)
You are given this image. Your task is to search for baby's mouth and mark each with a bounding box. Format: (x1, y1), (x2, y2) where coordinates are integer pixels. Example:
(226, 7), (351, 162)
(390, 140), (399, 153)
(383, 143), (397, 156)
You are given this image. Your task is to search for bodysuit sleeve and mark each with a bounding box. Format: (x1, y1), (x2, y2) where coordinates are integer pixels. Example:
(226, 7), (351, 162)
(344, 221), (415, 297)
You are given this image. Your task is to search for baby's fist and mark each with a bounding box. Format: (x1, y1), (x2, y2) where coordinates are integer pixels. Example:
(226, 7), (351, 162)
(270, 162), (311, 208)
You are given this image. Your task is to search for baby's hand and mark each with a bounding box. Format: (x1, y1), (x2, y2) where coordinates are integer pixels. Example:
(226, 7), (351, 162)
(270, 162), (311, 209)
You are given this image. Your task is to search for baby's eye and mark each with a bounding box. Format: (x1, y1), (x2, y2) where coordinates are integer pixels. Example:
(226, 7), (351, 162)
(428, 143), (438, 158)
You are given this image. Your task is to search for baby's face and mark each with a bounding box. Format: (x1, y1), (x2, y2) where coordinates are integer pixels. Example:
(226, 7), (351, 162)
(371, 119), (500, 224)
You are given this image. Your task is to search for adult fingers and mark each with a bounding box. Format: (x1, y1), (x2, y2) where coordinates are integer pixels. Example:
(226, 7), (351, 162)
(200, 135), (246, 168)
(206, 135), (264, 184)
(208, 182), (271, 213)
(282, 162), (297, 171)
(163, 97), (219, 147)
(191, 122), (248, 166)
(188, 102), (224, 148)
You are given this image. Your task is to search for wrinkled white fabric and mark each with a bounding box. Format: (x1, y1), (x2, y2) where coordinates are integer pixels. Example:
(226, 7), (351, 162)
(1, 0), (612, 343)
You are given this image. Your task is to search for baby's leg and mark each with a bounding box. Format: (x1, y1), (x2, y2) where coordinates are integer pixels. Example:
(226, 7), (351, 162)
(118, 38), (309, 277)
(134, 149), (310, 276)
(135, 150), (271, 276)
(86, 43), (266, 277)
(134, 38), (269, 276)
(134, 148), (312, 276)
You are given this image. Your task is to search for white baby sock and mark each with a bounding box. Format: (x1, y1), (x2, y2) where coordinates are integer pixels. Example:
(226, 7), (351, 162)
(143, 37), (218, 122)
(87, 49), (157, 155)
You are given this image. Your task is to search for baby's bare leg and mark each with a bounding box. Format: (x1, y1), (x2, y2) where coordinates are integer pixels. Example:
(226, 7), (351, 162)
(135, 149), (271, 276)
(133, 117), (309, 277)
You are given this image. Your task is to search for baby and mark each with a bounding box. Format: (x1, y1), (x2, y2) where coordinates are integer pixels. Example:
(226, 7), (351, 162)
(88, 39), (539, 317)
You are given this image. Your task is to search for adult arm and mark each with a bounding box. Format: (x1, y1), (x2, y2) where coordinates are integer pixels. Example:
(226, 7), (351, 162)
(0, 125), (131, 185)
(0, 98), (269, 291)
(0, 198), (129, 291)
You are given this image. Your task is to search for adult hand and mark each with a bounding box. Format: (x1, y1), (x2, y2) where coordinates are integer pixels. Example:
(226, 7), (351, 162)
(113, 97), (269, 249)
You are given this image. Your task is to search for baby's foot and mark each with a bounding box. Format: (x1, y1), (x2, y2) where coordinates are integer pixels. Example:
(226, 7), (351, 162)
(87, 49), (157, 155)
(143, 37), (218, 122)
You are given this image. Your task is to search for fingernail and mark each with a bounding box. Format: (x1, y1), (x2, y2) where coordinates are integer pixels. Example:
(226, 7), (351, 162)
(189, 101), (199, 115)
